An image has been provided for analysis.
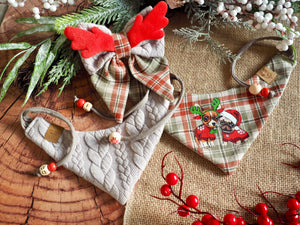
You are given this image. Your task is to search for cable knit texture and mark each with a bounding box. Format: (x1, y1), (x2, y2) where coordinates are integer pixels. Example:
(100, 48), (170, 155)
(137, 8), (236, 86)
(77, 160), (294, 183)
(23, 92), (169, 205)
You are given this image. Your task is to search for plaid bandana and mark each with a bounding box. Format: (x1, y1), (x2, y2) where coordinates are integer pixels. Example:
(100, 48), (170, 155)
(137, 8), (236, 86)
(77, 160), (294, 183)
(66, 4), (174, 124)
(164, 51), (296, 175)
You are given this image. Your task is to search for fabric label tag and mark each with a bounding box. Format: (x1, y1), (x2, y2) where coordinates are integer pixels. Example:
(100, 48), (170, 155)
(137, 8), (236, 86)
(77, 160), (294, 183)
(256, 66), (278, 84)
(44, 124), (64, 143)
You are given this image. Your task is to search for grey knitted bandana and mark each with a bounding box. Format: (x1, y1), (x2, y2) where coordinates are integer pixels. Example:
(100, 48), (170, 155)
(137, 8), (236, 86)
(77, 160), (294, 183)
(21, 74), (184, 205)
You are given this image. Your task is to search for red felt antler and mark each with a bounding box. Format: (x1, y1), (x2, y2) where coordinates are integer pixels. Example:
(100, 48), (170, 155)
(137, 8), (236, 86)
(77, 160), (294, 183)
(64, 26), (115, 58)
(127, 1), (169, 48)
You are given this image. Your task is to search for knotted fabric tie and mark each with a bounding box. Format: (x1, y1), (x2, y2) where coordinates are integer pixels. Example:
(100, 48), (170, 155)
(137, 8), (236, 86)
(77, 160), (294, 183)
(64, 2), (174, 123)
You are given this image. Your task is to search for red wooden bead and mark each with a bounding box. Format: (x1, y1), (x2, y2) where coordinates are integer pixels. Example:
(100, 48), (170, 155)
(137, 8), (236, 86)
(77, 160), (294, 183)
(255, 203), (269, 215)
(287, 198), (300, 210)
(223, 213), (237, 225)
(177, 204), (189, 217)
(236, 217), (246, 225)
(192, 220), (203, 225)
(76, 98), (86, 108)
(257, 215), (272, 225)
(186, 195), (199, 208)
(165, 172), (179, 186)
(285, 210), (299, 223)
(260, 88), (270, 97)
(160, 184), (171, 196)
(47, 162), (57, 172)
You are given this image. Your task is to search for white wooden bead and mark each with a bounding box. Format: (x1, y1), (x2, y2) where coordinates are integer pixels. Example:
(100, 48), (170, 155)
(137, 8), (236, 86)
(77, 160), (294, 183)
(39, 164), (51, 176)
(109, 132), (121, 144)
(249, 83), (262, 95)
(83, 102), (93, 112)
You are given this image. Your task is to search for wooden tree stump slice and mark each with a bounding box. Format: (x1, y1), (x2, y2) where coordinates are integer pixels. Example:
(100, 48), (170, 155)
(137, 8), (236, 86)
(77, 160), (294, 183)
(0, 2), (125, 225)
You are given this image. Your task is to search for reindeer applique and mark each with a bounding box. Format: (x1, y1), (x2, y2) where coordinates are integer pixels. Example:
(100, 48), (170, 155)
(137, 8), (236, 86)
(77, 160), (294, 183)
(190, 98), (220, 148)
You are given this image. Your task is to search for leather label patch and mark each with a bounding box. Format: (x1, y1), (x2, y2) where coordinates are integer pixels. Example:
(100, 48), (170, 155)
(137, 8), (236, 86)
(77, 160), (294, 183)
(256, 66), (278, 84)
(44, 124), (64, 143)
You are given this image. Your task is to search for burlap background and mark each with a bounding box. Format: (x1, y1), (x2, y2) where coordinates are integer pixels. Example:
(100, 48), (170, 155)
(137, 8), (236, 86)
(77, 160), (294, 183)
(123, 12), (300, 224)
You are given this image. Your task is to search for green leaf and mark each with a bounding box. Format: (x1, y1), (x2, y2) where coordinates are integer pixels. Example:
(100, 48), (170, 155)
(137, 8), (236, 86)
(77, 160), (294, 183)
(23, 38), (52, 105)
(0, 42), (31, 50)
(9, 24), (55, 42)
(0, 50), (26, 81)
(0, 46), (37, 102)
(40, 35), (67, 84)
(15, 16), (58, 25)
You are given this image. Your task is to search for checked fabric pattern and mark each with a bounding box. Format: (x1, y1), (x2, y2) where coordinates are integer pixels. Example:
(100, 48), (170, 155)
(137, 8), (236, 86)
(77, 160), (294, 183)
(165, 52), (296, 175)
(66, 3), (174, 124)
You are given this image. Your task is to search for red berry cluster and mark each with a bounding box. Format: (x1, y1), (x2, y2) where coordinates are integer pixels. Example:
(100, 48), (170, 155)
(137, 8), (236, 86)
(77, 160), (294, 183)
(285, 197), (300, 224)
(152, 151), (300, 225)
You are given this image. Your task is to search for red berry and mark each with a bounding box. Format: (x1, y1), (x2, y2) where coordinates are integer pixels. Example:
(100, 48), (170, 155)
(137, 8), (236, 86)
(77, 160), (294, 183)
(186, 195), (199, 208)
(177, 204), (189, 217)
(285, 210), (299, 223)
(257, 215), (272, 225)
(207, 217), (220, 225)
(166, 172), (179, 186)
(192, 221), (203, 225)
(160, 184), (171, 196)
(76, 98), (86, 108)
(260, 88), (270, 97)
(236, 217), (246, 225)
(289, 222), (300, 225)
(255, 203), (269, 215)
(47, 162), (57, 172)
(202, 214), (213, 225)
(295, 191), (300, 202)
(223, 214), (237, 225)
(287, 198), (300, 210)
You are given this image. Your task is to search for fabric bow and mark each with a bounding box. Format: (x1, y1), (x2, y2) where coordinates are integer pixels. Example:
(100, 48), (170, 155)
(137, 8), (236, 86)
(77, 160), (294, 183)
(64, 1), (174, 123)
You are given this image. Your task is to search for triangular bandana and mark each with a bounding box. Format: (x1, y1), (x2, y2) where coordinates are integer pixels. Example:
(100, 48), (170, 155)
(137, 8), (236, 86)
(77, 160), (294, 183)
(21, 92), (172, 205)
(164, 49), (296, 175)
(21, 71), (184, 205)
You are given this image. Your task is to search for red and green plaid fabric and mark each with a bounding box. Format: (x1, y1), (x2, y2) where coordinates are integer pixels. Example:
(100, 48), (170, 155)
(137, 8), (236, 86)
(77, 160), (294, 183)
(164, 53), (296, 175)
(90, 32), (173, 123)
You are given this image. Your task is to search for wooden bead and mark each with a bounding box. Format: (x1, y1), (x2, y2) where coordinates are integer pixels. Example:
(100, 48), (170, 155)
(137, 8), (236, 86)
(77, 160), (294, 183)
(260, 87), (270, 97)
(249, 83), (262, 95)
(39, 164), (51, 176)
(109, 132), (121, 144)
(83, 102), (93, 112)
(48, 162), (57, 172)
(76, 98), (86, 108)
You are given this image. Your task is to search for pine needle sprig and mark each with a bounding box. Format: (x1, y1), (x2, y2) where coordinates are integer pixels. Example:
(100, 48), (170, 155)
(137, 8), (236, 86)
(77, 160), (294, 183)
(206, 36), (237, 64)
(55, 0), (141, 34)
(38, 41), (81, 96)
(174, 1), (238, 63)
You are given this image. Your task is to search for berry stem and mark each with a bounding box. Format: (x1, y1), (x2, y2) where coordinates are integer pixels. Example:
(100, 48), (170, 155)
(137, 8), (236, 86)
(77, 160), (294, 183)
(234, 189), (257, 217)
(281, 162), (300, 168)
(161, 151), (174, 181)
(173, 154), (184, 198)
(282, 142), (300, 150)
(257, 185), (282, 223)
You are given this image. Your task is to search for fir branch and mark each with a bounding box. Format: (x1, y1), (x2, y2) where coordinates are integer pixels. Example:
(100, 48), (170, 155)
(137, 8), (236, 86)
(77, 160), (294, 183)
(55, 5), (119, 34)
(39, 42), (81, 96)
(55, 0), (140, 34)
(206, 36), (237, 64)
(213, 18), (255, 31)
